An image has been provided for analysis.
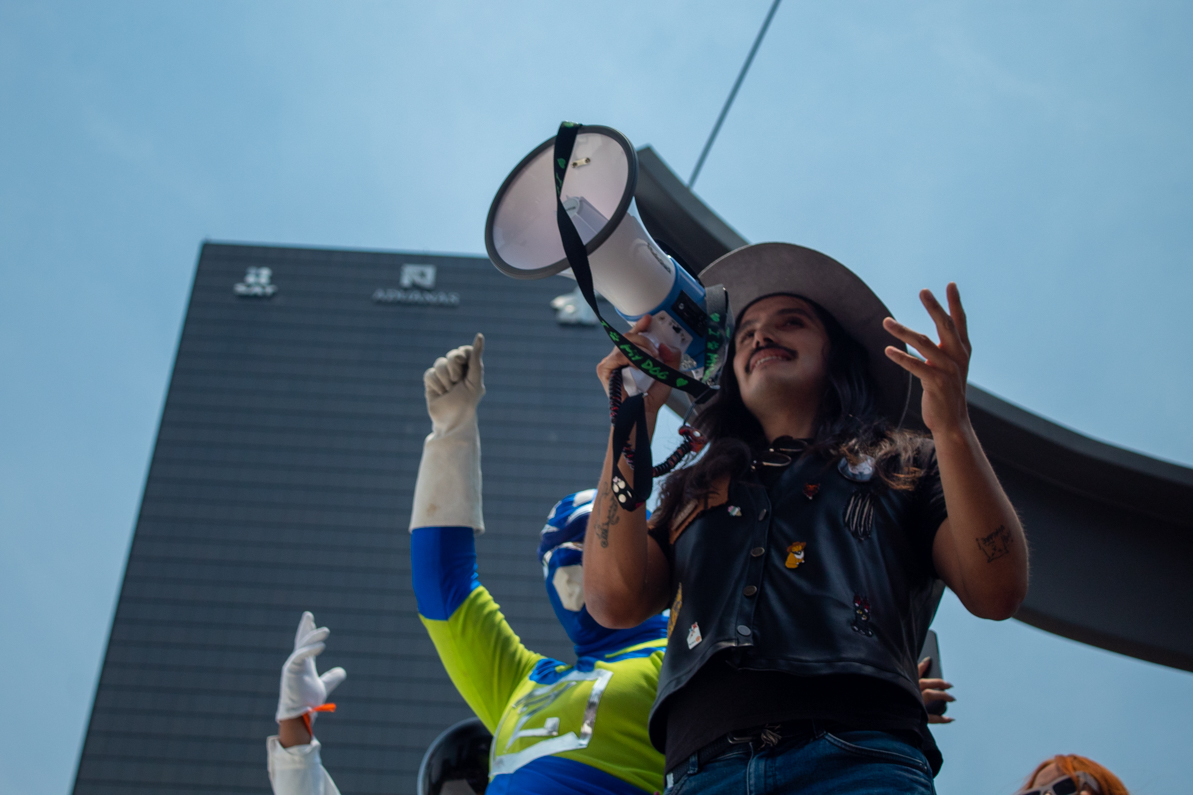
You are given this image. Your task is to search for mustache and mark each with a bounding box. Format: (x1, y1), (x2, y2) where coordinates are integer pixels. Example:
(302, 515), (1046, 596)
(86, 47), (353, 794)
(747, 344), (797, 373)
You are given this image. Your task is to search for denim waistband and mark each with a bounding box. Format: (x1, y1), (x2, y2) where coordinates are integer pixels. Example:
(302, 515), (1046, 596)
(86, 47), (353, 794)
(667, 721), (922, 778)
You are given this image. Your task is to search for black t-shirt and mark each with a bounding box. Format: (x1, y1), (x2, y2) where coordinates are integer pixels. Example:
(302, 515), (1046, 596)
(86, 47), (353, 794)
(651, 441), (948, 773)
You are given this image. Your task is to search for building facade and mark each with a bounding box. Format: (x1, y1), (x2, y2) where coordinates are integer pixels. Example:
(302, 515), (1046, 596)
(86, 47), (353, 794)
(73, 242), (616, 794)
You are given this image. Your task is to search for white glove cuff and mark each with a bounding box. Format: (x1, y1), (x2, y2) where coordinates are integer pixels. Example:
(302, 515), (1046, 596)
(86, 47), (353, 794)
(268, 735), (323, 768)
(409, 419), (484, 534)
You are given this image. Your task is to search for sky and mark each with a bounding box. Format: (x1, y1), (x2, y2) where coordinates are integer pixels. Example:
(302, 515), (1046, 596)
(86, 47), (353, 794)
(1, 1), (1191, 793)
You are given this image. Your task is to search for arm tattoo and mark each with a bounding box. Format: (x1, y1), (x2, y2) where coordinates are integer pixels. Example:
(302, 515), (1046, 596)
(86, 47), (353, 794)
(595, 482), (620, 548)
(976, 525), (1012, 563)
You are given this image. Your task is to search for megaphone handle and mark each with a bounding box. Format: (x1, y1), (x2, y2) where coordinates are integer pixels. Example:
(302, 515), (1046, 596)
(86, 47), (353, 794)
(620, 322), (666, 397)
(620, 366), (654, 396)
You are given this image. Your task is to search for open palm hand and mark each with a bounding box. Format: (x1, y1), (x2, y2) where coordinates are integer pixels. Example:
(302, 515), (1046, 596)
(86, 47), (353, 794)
(882, 283), (972, 435)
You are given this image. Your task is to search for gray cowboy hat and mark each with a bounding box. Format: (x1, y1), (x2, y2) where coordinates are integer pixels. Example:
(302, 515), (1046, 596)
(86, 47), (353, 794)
(698, 242), (918, 427)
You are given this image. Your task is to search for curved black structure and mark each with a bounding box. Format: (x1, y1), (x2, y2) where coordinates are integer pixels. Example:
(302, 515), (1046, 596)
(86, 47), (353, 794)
(633, 146), (1193, 673)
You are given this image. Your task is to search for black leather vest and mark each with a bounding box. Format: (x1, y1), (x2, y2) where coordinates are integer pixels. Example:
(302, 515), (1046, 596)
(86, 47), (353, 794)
(649, 451), (943, 747)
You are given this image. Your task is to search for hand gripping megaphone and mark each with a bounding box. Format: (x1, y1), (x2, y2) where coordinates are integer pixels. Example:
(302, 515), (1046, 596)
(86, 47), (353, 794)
(485, 124), (731, 399)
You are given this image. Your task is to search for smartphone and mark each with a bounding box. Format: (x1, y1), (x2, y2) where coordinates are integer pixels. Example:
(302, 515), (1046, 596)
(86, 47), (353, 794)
(918, 629), (946, 716)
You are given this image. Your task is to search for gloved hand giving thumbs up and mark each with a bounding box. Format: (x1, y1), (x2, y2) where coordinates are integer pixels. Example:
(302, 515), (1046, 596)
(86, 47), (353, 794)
(410, 333), (486, 534)
(423, 332), (485, 433)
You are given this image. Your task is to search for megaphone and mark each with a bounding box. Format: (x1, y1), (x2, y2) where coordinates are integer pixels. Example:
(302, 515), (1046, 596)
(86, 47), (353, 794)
(485, 126), (724, 395)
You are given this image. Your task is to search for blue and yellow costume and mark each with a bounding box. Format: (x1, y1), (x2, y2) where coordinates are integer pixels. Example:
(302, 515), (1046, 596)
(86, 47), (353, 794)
(411, 491), (668, 795)
(405, 336), (667, 794)
(266, 338), (668, 795)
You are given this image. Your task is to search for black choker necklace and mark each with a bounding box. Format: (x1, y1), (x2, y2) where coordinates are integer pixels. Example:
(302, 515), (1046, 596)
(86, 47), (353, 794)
(756, 450), (793, 468)
(753, 437), (811, 470)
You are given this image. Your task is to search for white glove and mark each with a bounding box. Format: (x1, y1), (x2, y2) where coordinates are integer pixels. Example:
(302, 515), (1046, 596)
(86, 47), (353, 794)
(409, 333), (486, 533)
(276, 612), (347, 723)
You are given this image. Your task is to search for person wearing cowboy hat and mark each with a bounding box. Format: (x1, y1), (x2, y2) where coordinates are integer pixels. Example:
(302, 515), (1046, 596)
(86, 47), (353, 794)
(583, 243), (1028, 794)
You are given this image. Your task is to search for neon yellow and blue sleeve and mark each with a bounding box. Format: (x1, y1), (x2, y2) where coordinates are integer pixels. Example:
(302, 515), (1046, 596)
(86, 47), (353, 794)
(411, 527), (541, 731)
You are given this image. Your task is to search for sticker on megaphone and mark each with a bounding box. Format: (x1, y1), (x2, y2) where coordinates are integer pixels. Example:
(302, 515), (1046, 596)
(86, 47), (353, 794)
(485, 125), (730, 394)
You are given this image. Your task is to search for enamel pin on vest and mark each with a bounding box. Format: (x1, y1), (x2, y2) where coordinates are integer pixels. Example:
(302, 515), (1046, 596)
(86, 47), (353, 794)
(667, 585), (683, 638)
(838, 455), (875, 482)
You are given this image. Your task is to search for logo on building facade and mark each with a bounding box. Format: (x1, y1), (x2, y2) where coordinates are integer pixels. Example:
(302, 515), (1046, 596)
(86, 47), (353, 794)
(234, 267), (277, 298)
(374, 263), (460, 308)
(400, 264), (437, 289)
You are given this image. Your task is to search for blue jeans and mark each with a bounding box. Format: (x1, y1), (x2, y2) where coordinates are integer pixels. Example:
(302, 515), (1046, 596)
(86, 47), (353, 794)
(664, 730), (935, 795)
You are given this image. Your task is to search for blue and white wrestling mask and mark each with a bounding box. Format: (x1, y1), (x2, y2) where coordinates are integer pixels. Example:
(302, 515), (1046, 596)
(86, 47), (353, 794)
(538, 490), (667, 658)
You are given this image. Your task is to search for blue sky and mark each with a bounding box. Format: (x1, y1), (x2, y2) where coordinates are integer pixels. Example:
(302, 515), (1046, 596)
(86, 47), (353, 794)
(1, 2), (1191, 793)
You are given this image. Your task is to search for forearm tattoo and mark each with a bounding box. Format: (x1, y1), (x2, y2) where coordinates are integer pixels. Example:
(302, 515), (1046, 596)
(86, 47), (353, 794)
(595, 482), (620, 548)
(976, 525), (1012, 562)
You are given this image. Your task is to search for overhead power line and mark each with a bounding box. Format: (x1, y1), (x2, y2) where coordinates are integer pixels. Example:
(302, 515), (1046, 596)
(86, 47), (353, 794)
(688, 0), (784, 189)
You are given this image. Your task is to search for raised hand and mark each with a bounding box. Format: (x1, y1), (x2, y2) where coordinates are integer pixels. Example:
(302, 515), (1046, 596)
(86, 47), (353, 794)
(424, 333), (485, 434)
(411, 334), (487, 533)
(276, 611), (347, 723)
(882, 283), (972, 435)
(885, 284), (1028, 620)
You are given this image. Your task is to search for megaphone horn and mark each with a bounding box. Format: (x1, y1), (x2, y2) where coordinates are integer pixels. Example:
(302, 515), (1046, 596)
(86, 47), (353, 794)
(485, 124), (730, 396)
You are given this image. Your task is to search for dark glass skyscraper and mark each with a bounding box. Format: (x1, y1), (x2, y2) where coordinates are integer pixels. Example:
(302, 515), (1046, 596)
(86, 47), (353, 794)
(73, 242), (616, 794)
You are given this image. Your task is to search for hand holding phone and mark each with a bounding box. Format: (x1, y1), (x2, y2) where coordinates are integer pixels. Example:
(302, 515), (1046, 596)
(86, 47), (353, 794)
(917, 629), (954, 722)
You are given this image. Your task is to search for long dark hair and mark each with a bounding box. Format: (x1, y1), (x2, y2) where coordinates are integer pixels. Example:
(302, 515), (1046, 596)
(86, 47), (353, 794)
(653, 298), (925, 533)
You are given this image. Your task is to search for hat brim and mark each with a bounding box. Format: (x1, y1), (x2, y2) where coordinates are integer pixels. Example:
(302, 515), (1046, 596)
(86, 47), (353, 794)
(698, 242), (918, 427)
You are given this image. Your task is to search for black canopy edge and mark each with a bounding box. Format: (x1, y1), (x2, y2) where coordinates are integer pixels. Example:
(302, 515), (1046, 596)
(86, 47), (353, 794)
(968, 385), (1193, 528)
(1016, 605), (1193, 673)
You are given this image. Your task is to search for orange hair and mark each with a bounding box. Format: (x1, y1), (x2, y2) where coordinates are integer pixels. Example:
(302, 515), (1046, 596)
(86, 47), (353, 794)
(1025, 755), (1129, 795)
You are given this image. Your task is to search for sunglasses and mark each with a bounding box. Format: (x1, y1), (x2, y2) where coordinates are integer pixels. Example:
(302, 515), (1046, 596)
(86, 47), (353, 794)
(1014, 771), (1100, 795)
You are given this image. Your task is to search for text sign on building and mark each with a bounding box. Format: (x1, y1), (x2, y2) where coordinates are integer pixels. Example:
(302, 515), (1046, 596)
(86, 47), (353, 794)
(234, 266), (277, 298)
(374, 263), (460, 307)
